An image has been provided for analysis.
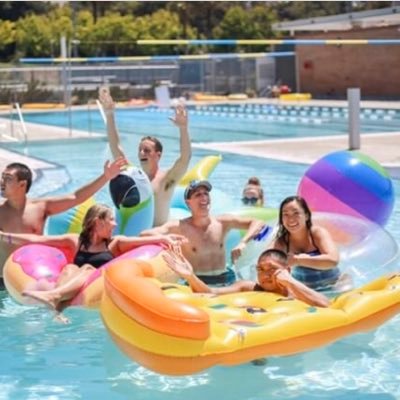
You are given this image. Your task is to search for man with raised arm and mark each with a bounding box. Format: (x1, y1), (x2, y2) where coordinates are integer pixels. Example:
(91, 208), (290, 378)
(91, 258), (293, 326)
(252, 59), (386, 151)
(141, 180), (265, 285)
(0, 158), (127, 286)
(164, 247), (330, 308)
(99, 87), (192, 226)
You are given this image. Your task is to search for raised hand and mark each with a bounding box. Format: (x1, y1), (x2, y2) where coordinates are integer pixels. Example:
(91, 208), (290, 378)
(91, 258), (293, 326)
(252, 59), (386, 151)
(99, 86), (115, 113)
(162, 248), (193, 279)
(103, 157), (128, 180)
(169, 104), (188, 128)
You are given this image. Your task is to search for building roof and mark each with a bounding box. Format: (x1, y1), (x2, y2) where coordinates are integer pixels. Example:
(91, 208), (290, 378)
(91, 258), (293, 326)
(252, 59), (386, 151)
(273, 6), (400, 33)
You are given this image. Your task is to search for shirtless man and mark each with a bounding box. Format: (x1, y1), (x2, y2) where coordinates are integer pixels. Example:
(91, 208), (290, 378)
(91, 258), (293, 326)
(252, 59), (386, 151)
(141, 180), (265, 285)
(99, 87), (191, 226)
(0, 158), (127, 286)
(164, 247), (330, 307)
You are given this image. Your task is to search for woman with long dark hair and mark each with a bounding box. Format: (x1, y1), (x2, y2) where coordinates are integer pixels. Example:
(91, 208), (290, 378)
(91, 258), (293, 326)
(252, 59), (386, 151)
(270, 196), (340, 289)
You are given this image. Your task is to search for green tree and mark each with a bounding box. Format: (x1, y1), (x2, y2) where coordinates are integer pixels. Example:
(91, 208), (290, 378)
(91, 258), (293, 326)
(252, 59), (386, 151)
(213, 5), (277, 52)
(0, 20), (15, 50)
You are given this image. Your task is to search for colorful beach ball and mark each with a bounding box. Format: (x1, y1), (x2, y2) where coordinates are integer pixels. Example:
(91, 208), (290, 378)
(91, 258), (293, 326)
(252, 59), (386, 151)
(109, 165), (154, 235)
(297, 150), (394, 226)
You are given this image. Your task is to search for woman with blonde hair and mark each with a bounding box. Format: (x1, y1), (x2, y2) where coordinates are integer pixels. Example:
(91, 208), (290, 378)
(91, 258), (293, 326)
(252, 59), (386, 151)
(0, 204), (185, 319)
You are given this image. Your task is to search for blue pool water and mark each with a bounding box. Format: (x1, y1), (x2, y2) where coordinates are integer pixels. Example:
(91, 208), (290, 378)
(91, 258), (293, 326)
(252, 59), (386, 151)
(1, 106), (400, 400)
(18, 103), (400, 142)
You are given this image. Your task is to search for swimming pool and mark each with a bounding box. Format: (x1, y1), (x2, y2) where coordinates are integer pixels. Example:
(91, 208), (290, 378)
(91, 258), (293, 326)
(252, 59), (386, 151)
(18, 103), (400, 142)
(1, 108), (400, 399)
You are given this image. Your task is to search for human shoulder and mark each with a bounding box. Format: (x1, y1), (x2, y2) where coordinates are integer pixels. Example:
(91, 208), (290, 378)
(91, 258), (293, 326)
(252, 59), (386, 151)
(310, 225), (332, 241)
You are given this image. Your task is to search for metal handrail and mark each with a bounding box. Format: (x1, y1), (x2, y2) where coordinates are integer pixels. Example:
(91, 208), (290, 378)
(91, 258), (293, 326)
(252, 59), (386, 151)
(14, 102), (28, 146)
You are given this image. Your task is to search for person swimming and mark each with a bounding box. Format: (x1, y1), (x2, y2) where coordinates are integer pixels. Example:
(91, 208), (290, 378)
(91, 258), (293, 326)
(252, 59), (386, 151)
(242, 177), (264, 207)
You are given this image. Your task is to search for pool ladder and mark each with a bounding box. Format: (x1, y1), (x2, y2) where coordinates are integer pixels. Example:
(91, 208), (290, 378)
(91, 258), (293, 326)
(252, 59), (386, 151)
(0, 103), (28, 146)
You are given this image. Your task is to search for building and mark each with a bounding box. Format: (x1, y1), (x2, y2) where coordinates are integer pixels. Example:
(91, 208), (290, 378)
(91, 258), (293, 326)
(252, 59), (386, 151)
(273, 6), (400, 99)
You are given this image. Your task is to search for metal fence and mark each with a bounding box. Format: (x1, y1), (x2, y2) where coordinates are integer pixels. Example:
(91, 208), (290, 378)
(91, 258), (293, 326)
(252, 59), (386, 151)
(0, 56), (295, 105)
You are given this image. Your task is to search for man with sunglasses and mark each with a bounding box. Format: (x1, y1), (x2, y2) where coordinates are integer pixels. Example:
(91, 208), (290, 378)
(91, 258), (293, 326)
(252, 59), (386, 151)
(0, 158), (128, 288)
(163, 247), (330, 307)
(141, 179), (265, 285)
(99, 87), (192, 227)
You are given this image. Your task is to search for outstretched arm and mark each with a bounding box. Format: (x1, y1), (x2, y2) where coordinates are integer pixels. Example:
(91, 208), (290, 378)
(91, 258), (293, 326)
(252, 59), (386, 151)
(44, 158), (128, 216)
(162, 250), (252, 295)
(163, 104), (192, 190)
(0, 231), (77, 251)
(275, 269), (330, 307)
(111, 233), (187, 256)
(99, 87), (127, 160)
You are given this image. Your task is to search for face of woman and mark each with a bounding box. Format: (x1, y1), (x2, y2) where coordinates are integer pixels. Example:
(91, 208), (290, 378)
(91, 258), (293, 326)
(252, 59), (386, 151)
(242, 187), (262, 207)
(281, 200), (308, 233)
(96, 213), (117, 238)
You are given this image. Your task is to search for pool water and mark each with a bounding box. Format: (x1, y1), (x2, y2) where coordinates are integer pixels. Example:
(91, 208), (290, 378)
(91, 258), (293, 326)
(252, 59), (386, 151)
(1, 107), (400, 400)
(19, 104), (400, 142)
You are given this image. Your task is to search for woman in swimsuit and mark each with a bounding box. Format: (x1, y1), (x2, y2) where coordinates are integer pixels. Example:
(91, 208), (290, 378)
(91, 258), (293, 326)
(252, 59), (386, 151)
(269, 196), (341, 290)
(1, 204), (185, 317)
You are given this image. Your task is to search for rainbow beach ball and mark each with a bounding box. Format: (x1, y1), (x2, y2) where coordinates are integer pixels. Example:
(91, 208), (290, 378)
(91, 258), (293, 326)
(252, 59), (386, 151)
(297, 150), (394, 226)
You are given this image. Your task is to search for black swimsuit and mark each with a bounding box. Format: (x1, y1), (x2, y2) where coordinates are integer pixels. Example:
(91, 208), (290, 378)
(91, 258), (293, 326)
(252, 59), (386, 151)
(73, 249), (114, 269)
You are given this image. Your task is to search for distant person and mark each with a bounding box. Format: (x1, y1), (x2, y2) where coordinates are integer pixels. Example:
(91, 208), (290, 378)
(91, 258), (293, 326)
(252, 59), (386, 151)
(242, 177), (264, 207)
(0, 159), (127, 288)
(141, 180), (265, 285)
(99, 87), (192, 226)
(269, 196), (343, 290)
(163, 247), (330, 308)
(3, 204), (185, 322)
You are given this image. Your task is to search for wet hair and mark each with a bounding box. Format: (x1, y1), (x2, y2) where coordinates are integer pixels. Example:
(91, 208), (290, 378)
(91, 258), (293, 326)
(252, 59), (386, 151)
(140, 136), (163, 153)
(275, 195), (312, 246)
(5, 162), (33, 193)
(78, 204), (113, 250)
(257, 248), (288, 265)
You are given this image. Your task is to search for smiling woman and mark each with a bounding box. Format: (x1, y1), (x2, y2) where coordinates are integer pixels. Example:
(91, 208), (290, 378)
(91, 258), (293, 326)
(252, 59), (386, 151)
(270, 195), (341, 290)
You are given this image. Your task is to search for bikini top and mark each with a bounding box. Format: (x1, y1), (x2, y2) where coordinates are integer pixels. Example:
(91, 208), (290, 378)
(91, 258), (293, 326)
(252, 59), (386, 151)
(286, 231), (320, 256)
(73, 249), (114, 269)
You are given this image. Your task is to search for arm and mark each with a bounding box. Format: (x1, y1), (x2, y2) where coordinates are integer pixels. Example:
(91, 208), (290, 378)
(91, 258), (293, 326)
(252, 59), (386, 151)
(44, 158), (127, 216)
(99, 87), (127, 160)
(0, 231), (77, 250)
(289, 226), (339, 270)
(219, 215), (265, 263)
(275, 269), (330, 307)
(140, 220), (179, 236)
(163, 104), (192, 189)
(110, 233), (187, 256)
(162, 249), (253, 294)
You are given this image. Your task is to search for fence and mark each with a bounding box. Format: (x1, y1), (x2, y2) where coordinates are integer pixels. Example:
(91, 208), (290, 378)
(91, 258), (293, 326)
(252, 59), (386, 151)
(0, 53), (295, 105)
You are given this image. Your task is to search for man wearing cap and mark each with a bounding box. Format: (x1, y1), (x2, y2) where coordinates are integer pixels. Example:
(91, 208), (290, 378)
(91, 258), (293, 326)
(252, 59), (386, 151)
(141, 179), (265, 285)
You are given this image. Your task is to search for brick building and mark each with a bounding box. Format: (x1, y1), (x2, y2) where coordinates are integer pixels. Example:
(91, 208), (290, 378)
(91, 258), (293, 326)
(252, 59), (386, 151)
(273, 7), (400, 99)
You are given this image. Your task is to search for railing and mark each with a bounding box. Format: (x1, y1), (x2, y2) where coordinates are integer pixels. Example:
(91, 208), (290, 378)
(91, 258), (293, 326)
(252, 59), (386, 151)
(0, 103), (28, 147)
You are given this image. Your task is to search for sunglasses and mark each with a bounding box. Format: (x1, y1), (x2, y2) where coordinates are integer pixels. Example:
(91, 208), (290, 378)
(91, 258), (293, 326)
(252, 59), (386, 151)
(242, 197), (259, 205)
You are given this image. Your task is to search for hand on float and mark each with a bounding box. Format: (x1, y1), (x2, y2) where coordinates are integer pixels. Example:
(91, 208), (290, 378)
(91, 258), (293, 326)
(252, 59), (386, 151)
(162, 249), (193, 279)
(169, 103), (188, 128)
(103, 157), (128, 180)
(99, 86), (115, 113)
(231, 241), (246, 264)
